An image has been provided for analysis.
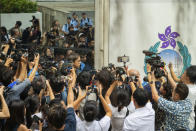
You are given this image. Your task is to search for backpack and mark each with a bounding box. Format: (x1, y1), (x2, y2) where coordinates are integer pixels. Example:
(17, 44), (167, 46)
(81, 18), (90, 24)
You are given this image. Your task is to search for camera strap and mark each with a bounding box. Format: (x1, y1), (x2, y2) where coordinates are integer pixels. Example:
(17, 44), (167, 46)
(125, 108), (129, 117)
(65, 24), (68, 29)
(4, 81), (19, 99)
(63, 24), (68, 32)
(81, 18), (90, 24)
(7, 80), (19, 89)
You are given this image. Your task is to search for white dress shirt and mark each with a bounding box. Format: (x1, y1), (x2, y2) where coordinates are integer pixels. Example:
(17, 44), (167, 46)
(187, 84), (196, 130)
(76, 114), (111, 131)
(123, 102), (155, 131)
(109, 104), (128, 131)
(109, 101), (136, 131)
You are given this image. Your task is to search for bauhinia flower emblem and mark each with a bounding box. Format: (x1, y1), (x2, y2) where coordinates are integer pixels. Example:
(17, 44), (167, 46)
(158, 26), (180, 48)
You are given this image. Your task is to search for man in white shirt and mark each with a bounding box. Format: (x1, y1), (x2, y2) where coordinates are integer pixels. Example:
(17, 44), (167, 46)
(76, 114), (110, 131)
(187, 84), (196, 130)
(123, 88), (155, 131)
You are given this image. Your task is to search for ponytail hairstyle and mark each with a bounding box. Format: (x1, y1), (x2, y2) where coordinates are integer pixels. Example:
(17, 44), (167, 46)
(25, 95), (40, 128)
(83, 100), (98, 122)
(5, 100), (25, 131)
(111, 86), (130, 112)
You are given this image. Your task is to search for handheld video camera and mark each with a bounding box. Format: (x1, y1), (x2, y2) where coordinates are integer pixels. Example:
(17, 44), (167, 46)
(143, 50), (165, 79)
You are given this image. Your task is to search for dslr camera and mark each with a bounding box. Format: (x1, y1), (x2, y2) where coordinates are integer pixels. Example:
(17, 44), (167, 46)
(32, 115), (43, 123)
(10, 48), (28, 62)
(61, 61), (73, 76)
(46, 31), (56, 40)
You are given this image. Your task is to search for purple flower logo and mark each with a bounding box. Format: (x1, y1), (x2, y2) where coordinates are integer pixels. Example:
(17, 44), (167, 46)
(158, 26), (180, 48)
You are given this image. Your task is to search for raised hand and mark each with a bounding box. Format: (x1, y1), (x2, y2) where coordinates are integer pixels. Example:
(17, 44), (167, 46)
(20, 56), (28, 65)
(147, 63), (151, 73)
(4, 58), (13, 67)
(0, 86), (5, 95)
(151, 71), (156, 81)
(168, 62), (173, 70)
(97, 83), (103, 97)
(34, 54), (40, 65)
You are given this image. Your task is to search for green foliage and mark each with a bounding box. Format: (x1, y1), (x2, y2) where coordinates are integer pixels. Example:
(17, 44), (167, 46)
(0, 0), (37, 13)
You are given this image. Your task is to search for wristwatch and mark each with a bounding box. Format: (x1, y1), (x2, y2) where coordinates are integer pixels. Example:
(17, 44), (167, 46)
(149, 81), (154, 84)
(147, 72), (151, 74)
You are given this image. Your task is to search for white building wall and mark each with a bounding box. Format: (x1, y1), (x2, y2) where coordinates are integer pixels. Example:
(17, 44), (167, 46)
(109, 0), (196, 77)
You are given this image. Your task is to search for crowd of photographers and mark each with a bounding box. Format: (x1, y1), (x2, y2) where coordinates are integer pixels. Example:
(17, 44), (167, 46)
(0, 13), (196, 131)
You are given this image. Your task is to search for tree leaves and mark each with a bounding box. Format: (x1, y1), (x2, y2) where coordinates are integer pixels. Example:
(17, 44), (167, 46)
(0, 0), (37, 13)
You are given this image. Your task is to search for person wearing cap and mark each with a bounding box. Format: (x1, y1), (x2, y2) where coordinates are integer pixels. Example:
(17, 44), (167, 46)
(80, 13), (93, 28)
(78, 33), (87, 48)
